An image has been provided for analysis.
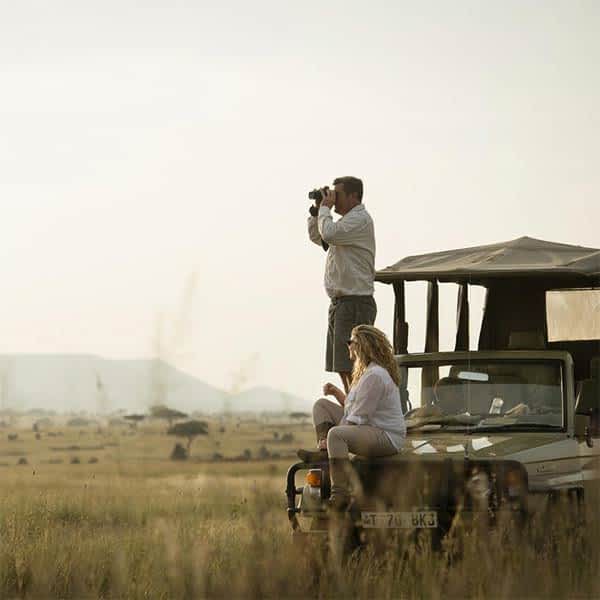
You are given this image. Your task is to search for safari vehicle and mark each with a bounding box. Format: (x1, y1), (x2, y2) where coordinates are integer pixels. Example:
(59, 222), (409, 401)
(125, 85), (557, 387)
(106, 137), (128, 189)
(286, 237), (600, 538)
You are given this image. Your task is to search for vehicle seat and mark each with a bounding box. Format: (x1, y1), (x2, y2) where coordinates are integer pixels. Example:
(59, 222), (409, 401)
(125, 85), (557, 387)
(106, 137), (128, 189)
(434, 376), (491, 415)
(434, 377), (467, 413)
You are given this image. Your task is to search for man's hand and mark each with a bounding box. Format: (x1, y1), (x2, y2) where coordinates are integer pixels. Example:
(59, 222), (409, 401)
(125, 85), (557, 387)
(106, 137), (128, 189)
(321, 188), (336, 209)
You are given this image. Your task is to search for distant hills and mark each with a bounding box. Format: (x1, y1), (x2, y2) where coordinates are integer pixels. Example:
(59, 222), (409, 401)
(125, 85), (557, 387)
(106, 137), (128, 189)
(0, 354), (310, 414)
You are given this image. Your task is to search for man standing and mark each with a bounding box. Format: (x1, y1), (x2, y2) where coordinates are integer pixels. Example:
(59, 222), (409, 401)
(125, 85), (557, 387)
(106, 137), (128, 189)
(307, 176), (377, 393)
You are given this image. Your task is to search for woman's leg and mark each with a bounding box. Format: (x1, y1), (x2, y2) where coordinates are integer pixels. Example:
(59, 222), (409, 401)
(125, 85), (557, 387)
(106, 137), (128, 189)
(312, 397), (343, 443)
(327, 425), (396, 459)
(327, 425), (396, 507)
(297, 398), (343, 463)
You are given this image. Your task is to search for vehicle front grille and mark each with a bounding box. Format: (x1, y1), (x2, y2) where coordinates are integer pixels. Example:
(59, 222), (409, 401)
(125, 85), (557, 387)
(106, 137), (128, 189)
(351, 457), (509, 513)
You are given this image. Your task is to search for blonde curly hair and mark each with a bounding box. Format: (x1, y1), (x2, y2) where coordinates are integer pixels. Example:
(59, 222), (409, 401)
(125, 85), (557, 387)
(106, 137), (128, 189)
(350, 325), (401, 389)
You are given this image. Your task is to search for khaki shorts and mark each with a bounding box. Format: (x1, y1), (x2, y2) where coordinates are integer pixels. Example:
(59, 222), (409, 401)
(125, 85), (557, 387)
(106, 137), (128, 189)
(326, 295), (377, 373)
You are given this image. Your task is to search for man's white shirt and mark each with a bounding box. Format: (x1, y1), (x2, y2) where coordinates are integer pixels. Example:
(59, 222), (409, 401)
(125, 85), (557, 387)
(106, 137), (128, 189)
(307, 203), (375, 299)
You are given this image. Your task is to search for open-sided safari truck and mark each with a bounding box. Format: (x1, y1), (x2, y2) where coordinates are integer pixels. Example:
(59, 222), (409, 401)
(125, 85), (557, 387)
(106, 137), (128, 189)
(286, 237), (600, 539)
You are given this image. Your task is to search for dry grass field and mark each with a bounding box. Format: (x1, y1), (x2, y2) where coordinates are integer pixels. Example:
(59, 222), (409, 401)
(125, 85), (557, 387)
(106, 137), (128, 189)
(0, 416), (598, 599)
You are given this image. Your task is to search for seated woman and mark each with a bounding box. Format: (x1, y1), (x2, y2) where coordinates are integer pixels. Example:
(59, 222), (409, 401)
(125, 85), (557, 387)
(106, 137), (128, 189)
(297, 325), (406, 510)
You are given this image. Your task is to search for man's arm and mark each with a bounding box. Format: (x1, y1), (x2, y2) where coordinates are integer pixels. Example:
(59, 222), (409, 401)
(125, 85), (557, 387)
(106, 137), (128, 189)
(318, 205), (368, 246)
(307, 215), (323, 246)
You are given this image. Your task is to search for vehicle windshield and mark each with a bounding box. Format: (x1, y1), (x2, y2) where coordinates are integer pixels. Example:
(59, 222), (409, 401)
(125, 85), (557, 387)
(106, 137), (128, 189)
(402, 360), (564, 431)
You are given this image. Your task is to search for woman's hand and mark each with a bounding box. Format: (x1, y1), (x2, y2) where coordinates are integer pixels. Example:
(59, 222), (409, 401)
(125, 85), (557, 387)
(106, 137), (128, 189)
(317, 438), (327, 450)
(323, 383), (346, 406)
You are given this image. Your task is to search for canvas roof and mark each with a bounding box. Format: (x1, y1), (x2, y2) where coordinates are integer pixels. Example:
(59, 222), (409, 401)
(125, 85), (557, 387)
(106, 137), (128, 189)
(376, 236), (600, 284)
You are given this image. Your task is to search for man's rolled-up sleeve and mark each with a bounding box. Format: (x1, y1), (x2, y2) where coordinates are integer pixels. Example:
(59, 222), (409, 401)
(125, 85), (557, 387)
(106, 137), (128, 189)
(345, 372), (384, 426)
(318, 206), (366, 245)
(307, 216), (323, 246)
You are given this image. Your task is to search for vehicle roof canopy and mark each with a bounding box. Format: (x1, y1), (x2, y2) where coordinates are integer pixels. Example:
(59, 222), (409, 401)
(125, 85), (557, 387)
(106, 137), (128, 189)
(376, 237), (600, 387)
(376, 236), (600, 285)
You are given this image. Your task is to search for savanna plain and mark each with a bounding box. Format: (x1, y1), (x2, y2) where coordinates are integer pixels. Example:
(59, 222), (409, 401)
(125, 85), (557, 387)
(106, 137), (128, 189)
(1, 415), (599, 599)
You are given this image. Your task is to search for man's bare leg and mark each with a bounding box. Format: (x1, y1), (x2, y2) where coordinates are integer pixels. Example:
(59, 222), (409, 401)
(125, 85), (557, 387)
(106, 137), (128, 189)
(339, 372), (352, 394)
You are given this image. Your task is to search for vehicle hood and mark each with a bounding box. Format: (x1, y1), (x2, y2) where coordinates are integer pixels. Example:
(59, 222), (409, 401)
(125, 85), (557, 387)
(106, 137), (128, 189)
(400, 431), (566, 460)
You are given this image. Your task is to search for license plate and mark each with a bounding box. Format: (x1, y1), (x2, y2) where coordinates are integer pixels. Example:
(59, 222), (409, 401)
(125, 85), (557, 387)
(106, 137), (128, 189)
(361, 511), (438, 529)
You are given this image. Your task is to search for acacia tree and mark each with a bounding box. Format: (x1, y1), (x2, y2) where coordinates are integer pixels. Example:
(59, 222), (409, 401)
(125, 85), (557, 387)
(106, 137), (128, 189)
(289, 412), (310, 424)
(167, 420), (208, 456)
(150, 404), (188, 428)
(124, 414), (146, 429)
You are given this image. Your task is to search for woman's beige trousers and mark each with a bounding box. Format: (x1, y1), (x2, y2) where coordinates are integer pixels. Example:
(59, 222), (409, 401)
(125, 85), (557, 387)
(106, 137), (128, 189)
(312, 397), (397, 459)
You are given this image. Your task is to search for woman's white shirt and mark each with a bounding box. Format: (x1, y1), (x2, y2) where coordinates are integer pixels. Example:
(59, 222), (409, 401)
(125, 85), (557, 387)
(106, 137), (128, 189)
(342, 363), (406, 450)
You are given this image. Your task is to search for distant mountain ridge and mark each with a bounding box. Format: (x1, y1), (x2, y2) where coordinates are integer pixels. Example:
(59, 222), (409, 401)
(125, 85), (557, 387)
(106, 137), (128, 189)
(0, 354), (310, 414)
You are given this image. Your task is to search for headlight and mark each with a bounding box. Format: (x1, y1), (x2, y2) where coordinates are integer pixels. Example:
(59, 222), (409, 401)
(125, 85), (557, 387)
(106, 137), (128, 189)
(504, 468), (526, 498)
(306, 469), (322, 488)
(300, 469), (325, 514)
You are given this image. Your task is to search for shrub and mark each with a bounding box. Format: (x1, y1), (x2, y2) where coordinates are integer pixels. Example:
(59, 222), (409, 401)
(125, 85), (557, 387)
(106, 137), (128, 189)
(170, 443), (188, 461)
(67, 418), (91, 427)
(70, 457), (81, 464)
(88, 457), (99, 464)
(281, 433), (294, 443)
(17, 457), (28, 465)
(257, 446), (270, 460)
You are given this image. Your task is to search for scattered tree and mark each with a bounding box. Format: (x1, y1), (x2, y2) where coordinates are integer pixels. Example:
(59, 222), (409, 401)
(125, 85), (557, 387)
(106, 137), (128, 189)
(289, 412), (310, 421)
(150, 404), (188, 428)
(123, 414), (145, 429)
(167, 420), (208, 456)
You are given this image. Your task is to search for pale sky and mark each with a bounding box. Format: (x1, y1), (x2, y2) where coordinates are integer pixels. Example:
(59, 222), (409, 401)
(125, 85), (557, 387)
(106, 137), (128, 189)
(1, 1), (599, 406)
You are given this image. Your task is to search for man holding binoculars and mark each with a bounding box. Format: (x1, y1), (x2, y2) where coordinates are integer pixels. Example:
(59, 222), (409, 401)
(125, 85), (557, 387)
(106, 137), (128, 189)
(307, 176), (377, 393)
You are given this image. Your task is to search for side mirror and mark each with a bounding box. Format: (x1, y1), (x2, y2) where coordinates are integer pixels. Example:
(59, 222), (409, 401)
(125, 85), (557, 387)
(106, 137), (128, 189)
(576, 380), (600, 416)
(575, 380), (600, 447)
(575, 414), (594, 448)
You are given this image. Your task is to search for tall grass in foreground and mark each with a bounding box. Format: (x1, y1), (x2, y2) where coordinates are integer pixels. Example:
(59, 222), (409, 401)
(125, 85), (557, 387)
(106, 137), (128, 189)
(0, 471), (598, 599)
